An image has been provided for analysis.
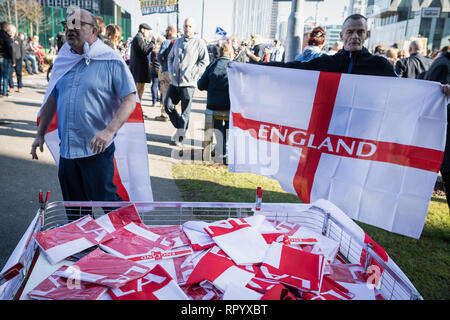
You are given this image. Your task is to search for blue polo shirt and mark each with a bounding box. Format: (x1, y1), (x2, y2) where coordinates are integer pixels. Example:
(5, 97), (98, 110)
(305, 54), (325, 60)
(50, 58), (136, 159)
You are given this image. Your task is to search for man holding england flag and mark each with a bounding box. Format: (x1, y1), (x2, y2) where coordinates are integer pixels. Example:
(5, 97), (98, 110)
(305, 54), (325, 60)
(30, 8), (153, 218)
(228, 14), (450, 238)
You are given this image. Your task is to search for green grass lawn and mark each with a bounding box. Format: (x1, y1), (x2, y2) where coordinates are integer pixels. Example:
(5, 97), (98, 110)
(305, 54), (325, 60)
(173, 163), (450, 300)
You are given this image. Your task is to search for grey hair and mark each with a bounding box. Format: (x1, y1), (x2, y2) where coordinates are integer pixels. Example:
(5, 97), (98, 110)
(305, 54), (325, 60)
(409, 40), (422, 52)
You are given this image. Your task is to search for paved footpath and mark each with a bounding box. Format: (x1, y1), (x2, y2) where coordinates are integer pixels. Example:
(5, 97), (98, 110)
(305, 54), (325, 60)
(0, 73), (208, 269)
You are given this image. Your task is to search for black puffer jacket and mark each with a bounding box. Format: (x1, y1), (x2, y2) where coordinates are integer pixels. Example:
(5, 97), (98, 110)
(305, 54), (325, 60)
(0, 30), (13, 60)
(264, 47), (397, 77)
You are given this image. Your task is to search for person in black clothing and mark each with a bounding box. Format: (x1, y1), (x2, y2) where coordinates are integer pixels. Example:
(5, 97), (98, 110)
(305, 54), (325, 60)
(198, 43), (235, 158)
(264, 14), (397, 77)
(395, 40), (432, 79)
(8, 25), (24, 93)
(56, 31), (66, 52)
(150, 46), (161, 107)
(129, 23), (155, 101)
(0, 21), (13, 97)
(245, 34), (266, 64)
(423, 51), (450, 208)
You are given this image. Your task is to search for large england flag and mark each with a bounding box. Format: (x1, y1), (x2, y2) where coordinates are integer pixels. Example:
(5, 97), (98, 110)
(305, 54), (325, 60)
(228, 63), (448, 238)
(38, 40), (153, 202)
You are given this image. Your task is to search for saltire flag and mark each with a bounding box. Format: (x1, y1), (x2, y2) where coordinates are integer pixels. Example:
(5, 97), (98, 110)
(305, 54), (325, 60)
(140, 0), (178, 16)
(39, 40), (153, 202)
(228, 63), (448, 238)
(215, 27), (227, 37)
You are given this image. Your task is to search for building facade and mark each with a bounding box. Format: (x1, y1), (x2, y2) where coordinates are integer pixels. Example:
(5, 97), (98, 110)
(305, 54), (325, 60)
(38, 0), (100, 14)
(367, 0), (450, 51)
(324, 24), (342, 51)
(349, 0), (368, 16)
(232, 0), (275, 41)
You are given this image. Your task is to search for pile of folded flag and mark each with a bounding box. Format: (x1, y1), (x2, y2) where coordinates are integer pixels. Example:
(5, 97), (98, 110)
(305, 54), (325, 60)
(29, 204), (380, 300)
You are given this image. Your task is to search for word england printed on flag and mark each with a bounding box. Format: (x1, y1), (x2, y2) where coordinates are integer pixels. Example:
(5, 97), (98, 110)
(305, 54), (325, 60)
(228, 63), (448, 239)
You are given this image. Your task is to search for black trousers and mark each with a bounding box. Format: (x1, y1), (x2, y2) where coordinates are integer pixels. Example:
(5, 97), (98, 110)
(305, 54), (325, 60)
(58, 143), (122, 221)
(8, 58), (23, 89)
(164, 85), (195, 134)
(441, 169), (450, 208)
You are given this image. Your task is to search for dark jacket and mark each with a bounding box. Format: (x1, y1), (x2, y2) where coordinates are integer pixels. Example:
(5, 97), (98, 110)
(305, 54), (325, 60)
(197, 56), (231, 110)
(395, 53), (432, 79)
(129, 32), (155, 83)
(423, 51), (450, 171)
(150, 50), (160, 77)
(11, 36), (24, 61)
(265, 47), (397, 77)
(0, 30), (13, 60)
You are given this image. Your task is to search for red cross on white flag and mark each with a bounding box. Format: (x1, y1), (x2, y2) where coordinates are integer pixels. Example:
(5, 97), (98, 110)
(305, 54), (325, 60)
(228, 63), (448, 238)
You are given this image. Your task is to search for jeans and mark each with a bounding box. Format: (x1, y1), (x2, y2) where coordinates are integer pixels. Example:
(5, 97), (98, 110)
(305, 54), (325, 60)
(0, 57), (10, 96)
(441, 169), (450, 208)
(214, 118), (229, 156)
(164, 85), (195, 135)
(151, 75), (159, 104)
(24, 53), (38, 74)
(9, 58), (23, 89)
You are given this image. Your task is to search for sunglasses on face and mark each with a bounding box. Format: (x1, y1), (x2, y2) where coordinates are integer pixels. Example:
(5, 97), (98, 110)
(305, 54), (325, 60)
(61, 19), (96, 31)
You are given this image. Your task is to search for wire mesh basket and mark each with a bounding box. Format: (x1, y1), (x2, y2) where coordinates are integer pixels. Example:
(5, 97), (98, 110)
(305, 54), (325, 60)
(1, 200), (422, 300)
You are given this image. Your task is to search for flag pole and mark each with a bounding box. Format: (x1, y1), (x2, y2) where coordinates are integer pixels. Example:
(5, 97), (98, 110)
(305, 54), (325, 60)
(201, 0), (205, 39)
(286, 0), (305, 62)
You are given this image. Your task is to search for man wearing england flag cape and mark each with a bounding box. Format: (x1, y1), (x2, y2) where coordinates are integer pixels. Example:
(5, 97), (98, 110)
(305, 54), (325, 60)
(30, 8), (153, 219)
(228, 14), (450, 239)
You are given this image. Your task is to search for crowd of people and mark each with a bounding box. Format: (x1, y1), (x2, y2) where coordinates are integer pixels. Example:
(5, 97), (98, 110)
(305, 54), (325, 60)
(3, 8), (446, 209)
(0, 21), (48, 97)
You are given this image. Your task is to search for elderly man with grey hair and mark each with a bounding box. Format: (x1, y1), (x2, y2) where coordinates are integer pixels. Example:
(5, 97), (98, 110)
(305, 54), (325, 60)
(395, 40), (433, 79)
(165, 17), (209, 146)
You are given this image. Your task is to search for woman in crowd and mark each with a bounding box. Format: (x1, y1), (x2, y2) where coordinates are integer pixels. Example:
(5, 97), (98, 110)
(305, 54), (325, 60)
(386, 48), (399, 66)
(104, 24), (121, 51)
(149, 37), (163, 108)
(294, 26), (327, 62)
(197, 43), (235, 160)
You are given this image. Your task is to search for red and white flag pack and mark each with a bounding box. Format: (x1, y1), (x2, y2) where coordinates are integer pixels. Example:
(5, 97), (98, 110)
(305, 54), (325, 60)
(95, 204), (143, 233)
(27, 266), (108, 300)
(34, 215), (113, 264)
(54, 249), (150, 288)
(99, 222), (192, 261)
(204, 217), (268, 265)
(182, 221), (215, 251)
(275, 221), (339, 263)
(258, 242), (325, 292)
(180, 281), (223, 300)
(185, 246), (254, 292)
(109, 264), (188, 300)
(228, 62), (448, 238)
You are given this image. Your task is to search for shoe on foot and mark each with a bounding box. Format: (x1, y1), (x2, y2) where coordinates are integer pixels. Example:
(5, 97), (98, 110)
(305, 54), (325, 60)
(170, 130), (184, 146)
(17, 88), (22, 93)
(155, 115), (168, 121)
